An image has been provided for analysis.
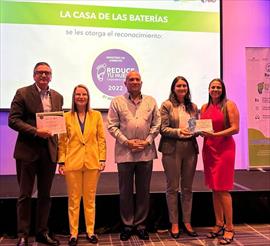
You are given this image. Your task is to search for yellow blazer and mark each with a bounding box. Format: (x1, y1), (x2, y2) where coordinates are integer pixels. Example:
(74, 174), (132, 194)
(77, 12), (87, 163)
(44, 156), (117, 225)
(58, 110), (106, 171)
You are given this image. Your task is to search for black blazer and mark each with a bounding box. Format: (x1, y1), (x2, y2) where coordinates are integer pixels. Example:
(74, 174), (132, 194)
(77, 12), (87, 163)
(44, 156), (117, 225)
(8, 84), (63, 163)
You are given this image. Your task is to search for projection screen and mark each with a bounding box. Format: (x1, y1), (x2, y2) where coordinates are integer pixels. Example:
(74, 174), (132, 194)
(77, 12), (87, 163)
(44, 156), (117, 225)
(0, 0), (221, 109)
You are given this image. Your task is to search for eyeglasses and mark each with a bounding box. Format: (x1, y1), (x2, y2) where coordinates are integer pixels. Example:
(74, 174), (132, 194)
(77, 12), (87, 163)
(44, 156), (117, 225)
(34, 71), (52, 76)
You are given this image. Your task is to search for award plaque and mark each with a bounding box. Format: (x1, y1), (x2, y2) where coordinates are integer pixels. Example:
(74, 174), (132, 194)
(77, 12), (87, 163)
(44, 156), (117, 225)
(188, 118), (213, 133)
(36, 111), (66, 135)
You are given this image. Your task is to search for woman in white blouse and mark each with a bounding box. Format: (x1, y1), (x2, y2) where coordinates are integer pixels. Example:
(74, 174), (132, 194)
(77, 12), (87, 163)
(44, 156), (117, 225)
(158, 76), (199, 238)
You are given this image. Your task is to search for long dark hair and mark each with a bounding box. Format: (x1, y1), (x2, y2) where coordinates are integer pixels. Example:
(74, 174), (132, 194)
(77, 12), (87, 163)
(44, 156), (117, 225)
(71, 84), (90, 113)
(169, 76), (194, 113)
(207, 78), (230, 127)
(207, 78), (227, 108)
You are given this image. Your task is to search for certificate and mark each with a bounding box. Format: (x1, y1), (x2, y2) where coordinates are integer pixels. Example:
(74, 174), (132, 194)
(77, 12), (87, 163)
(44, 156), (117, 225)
(36, 111), (66, 135)
(188, 118), (213, 133)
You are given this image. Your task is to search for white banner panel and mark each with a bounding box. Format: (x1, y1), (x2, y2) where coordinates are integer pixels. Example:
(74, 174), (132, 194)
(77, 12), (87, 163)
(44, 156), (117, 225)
(246, 47), (270, 169)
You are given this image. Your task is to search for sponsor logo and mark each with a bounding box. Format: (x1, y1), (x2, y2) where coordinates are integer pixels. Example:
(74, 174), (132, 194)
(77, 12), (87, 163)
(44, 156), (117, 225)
(92, 49), (138, 96)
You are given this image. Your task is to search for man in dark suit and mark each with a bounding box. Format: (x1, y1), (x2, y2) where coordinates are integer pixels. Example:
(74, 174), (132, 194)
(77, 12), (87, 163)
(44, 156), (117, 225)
(8, 62), (63, 246)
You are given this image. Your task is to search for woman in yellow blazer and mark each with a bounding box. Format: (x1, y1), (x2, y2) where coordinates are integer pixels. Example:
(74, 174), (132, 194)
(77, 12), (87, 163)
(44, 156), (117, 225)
(58, 84), (106, 245)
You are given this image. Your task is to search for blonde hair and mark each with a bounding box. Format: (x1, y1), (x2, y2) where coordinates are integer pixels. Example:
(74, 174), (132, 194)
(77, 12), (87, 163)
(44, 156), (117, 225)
(71, 84), (90, 112)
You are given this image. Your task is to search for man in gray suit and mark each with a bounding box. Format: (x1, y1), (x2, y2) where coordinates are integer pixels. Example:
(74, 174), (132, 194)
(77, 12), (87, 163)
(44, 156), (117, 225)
(107, 71), (160, 241)
(8, 62), (63, 246)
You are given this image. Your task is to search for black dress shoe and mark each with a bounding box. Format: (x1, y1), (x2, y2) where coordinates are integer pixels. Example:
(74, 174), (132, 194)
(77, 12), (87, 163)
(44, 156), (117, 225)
(36, 233), (60, 246)
(68, 237), (77, 246)
(17, 237), (28, 246)
(136, 229), (149, 240)
(120, 229), (132, 241)
(169, 230), (180, 239)
(86, 235), (98, 244)
(184, 229), (198, 237)
(183, 226), (198, 237)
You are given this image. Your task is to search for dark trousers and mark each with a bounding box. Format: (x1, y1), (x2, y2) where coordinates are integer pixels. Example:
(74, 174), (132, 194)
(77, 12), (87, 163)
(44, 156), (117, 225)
(16, 147), (56, 237)
(117, 161), (153, 230)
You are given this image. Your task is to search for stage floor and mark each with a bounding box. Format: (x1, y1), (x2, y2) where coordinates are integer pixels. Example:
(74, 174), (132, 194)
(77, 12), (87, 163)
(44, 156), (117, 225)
(0, 170), (270, 198)
(1, 224), (270, 246)
(1, 170), (270, 239)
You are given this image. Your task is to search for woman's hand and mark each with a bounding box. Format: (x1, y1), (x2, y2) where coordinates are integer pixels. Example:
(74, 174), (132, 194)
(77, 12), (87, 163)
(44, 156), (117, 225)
(58, 164), (65, 175)
(179, 128), (193, 138)
(99, 161), (106, 171)
(200, 131), (215, 137)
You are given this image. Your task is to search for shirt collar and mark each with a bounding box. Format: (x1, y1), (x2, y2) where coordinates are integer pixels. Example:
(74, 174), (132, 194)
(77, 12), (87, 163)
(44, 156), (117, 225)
(35, 83), (50, 95)
(125, 92), (143, 100)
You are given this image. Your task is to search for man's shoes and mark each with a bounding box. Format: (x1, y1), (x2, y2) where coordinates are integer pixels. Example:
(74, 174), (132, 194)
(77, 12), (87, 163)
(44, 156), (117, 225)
(120, 229), (132, 241)
(68, 237), (77, 246)
(136, 229), (149, 240)
(86, 234), (98, 244)
(35, 233), (60, 246)
(17, 237), (28, 246)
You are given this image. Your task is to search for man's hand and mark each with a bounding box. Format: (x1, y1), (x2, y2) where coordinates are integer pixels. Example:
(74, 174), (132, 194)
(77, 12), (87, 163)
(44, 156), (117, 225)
(125, 139), (150, 152)
(36, 128), (53, 138)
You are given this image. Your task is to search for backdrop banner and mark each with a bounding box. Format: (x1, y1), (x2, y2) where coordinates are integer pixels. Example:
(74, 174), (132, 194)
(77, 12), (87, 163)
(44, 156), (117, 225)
(246, 47), (270, 169)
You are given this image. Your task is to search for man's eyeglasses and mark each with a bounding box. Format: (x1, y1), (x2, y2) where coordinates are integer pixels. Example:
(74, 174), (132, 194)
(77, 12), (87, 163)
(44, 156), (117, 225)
(34, 71), (52, 76)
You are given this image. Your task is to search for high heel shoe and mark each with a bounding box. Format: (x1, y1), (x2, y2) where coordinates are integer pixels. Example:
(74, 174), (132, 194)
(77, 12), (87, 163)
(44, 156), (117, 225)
(206, 224), (224, 238)
(219, 229), (235, 245)
(183, 225), (198, 237)
(169, 230), (180, 239)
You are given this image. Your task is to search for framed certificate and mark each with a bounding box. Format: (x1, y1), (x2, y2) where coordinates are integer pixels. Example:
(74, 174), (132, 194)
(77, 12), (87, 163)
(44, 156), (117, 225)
(36, 111), (66, 135)
(188, 118), (213, 133)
